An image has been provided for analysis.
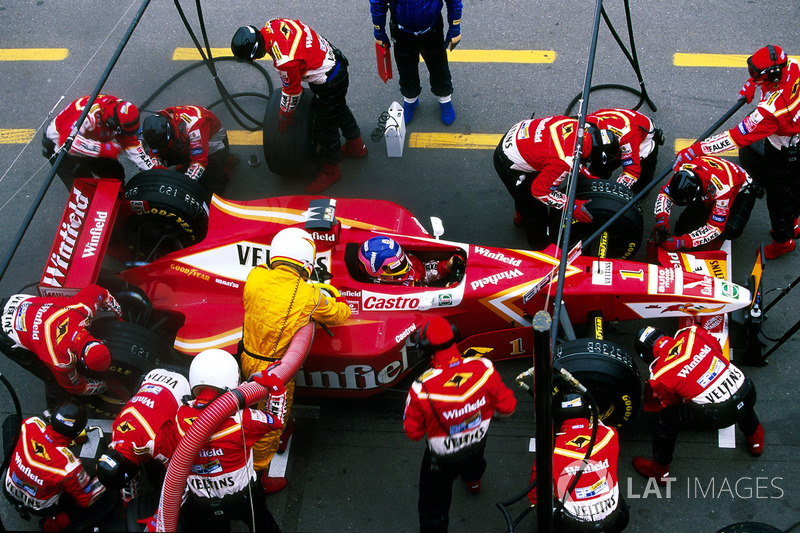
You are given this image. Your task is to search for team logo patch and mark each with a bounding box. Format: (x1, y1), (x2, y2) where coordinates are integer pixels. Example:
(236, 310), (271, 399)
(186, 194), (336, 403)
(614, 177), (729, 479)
(116, 421), (136, 434)
(445, 373), (472, 388)
(31, 440), (50, 461)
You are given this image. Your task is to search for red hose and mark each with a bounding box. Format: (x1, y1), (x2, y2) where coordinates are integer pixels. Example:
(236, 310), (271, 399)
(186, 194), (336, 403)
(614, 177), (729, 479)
(155, 321), (315, 531)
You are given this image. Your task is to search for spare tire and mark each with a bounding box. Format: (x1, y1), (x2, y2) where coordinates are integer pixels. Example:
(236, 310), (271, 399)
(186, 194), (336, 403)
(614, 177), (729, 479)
(263, 87), (321, 178)
(553, 338), (642, 429)
(549, 179), (644, 259)
(119, 169), (209, 259)
(85, 318), (178, 418)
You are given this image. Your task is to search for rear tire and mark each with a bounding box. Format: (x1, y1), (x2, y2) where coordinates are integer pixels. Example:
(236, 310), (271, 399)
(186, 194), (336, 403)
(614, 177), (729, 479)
(554, 338), (642, 429)
(263, 88), (321, 178)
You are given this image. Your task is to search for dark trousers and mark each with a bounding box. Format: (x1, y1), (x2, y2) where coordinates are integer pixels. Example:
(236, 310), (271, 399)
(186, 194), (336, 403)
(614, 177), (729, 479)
(309, 49), (361, 165)
(739, 141), (800, 243)
(42, 131), (125, 190)
(180, 482), (281, 533)
(390, 15), (453, 99)
(418, 446), (486, 533)
(653, 378), (759, 465)
(555, 497), (630, 533)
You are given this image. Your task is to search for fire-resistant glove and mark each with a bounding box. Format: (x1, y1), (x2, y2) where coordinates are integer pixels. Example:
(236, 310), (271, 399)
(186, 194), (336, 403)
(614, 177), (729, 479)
(99, 141), (122, 159)
(662, 234), (691, 251)
(251, 371), (287, 425)
(572, 198), (593, 224)
(654, 215), (670, 242)
(278, 109), (294, 133)
(739, 78), (757, 104)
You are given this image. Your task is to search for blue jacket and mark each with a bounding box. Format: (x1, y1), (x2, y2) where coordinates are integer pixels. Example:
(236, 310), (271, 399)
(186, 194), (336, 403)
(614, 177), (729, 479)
(371, 0), (462, 39)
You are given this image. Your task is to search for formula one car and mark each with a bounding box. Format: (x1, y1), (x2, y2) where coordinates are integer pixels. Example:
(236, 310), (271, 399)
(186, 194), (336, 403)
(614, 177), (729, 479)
(35, 170), (752, 426)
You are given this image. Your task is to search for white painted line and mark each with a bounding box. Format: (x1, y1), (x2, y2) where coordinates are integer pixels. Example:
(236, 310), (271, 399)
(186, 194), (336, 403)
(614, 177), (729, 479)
(529, 437), (536, 453)
(268, 437), (291, 477)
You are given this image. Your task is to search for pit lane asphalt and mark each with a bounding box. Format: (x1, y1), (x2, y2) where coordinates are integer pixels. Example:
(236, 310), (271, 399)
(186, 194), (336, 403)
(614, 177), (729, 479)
(1, 1), (800, 531)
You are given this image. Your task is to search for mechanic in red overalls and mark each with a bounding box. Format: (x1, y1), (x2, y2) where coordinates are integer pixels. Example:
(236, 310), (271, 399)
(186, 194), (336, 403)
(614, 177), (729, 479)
(95, 368), (191, 503)
(42, 94), (155, 188)
(141, 105), (237, 198)
(2, 401), (115, 532)
(632, 325), (764, 486)
(0, 285), (122, 412)
(404, 316), (516, 533)
(653, 155), (755, 251)
(493, 116), (621, 249)
(528, 393), (629, 532)
(357, 235), (464, 286)
(175, 349), (286, 533)
(674, 45), (800, 259)
(231, 20), (367, 193)
(586, 107), (663, 192)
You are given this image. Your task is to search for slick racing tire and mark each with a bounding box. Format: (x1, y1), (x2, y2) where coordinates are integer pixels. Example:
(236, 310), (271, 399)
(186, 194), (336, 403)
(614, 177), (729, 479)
(549, 179), (644, 259)
(120, 169), (209, 259)
(553, 338), (642, 429)
(85, 317), (175, 419)
(263, 87), (321, 178)
(714, 524), (783, 533)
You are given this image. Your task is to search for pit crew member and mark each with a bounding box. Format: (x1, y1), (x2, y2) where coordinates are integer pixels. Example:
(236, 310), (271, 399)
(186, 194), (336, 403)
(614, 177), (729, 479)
(404, 317), (516, 533)
(141, 105), (237, 199)
(357, 235), (465, 286)
(528, 393), (629, 532)
(632, 325), (764, 485)
(231, 21), (367, 193)
(240, 228), (351, 494)
(674, 45), (800, 259)
(175, 349), (285, 533)
(2, 401), (116, 532)
(653, 155), (755, 251)
(494, 116), (621, 248)
(586, 107), (663, 192)
(42, 94), (155, 188)
(95, 368), (191, 503)
(0, 284), (122, 412)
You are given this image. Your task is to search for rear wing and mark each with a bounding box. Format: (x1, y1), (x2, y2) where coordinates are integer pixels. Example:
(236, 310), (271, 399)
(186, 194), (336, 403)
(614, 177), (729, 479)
(38, 178), (121, 297)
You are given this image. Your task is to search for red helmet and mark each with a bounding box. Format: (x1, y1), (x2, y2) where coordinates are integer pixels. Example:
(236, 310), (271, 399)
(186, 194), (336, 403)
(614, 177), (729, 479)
(747, 45), (788, 84)
(78, 335), (111, 372)
(105, 101), (141, 135)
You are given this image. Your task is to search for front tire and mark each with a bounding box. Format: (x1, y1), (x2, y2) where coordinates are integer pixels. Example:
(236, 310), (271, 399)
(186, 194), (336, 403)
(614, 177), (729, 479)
(262, 88), (321, 178)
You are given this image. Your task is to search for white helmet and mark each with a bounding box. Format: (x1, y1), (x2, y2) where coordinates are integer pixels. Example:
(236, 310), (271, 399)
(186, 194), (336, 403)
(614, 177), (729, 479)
(189, 349), (240, 394)
(269, 227), (316, 277)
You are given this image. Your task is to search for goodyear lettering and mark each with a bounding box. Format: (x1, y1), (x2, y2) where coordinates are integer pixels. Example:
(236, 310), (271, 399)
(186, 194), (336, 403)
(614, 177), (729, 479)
(363, 296), (420, 310)
(169, 263), (210, 281)
(81, 211), (108, 258)
(473, 246), (521, 266)
(470, 269), (523, 290)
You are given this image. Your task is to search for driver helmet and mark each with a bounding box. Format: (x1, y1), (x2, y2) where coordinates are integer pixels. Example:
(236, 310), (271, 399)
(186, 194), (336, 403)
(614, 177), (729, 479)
(231, 25), (268, 61)
(96, 448), (134, 490)
(667, 169), (703, 206)
(583, 125), (621, 173)
(105, 101), (141, 136)
(74, 331), (111, 373)
(747, 45), (787, 84)
(269, 227), (316, 278)
(141, 114), (174, 151)
(189, 349), (240, 394)
(358, 236), (410, 281)
(635, 326), (674, 365)
(553, 391), (591, 428)
(50, 400), (87, 440)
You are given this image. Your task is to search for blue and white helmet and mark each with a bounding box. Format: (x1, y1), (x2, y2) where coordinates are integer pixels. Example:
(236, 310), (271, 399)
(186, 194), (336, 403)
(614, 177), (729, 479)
(358, 236), (410, 281)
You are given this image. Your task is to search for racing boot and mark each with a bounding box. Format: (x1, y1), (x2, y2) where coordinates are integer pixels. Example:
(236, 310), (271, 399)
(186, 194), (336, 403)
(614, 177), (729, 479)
(764, 239), (795, 260)
(746, 423), (764, 457)
(262, 474), (288, 494)
(464, 479), (481, 494)
(306, 163), (341, 194)
(632, 457), (671, 486)
(341, 137), (368, 158)
(278, 418), (295, 453)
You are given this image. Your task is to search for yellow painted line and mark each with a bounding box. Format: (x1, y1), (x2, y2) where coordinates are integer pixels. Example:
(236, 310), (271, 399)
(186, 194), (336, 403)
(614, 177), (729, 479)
(674, 53), (799, 67)
(172, 47), (555, 64)
(675, 138), (737, 158)
(0, 48), (69, 61)
(0, 129), (35, 143)
(228, 130), (262, 145)
(408, 132), (501, 149)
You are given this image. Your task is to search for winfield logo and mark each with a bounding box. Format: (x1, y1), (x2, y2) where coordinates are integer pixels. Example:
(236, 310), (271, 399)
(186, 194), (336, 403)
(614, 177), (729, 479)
(442, 396), (486, 420)
(310, 231), (336, 242)
(42, 186), (89, 287)
(81, 211), (108, 258)
(470, 269), (523, 290)
(473, 246), (521, 267)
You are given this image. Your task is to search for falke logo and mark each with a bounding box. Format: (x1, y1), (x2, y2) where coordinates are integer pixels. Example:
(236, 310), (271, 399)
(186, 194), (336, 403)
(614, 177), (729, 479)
(470, 269), (523, 290)
(42, 187), (90, 287)
(473, 246), (521, 266)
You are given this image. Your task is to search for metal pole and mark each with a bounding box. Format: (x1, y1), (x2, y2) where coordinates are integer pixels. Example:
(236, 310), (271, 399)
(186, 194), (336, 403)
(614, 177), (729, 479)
(533, 310), (554, 533)
(0, 0), (154, 285)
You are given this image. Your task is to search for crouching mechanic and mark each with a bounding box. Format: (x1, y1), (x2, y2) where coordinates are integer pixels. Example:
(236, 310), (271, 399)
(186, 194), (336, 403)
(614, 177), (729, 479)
(633, 325), (764, 485)
(653, 155), (755, 251)
(96, 368), (191, 504)
(0, 284), (122, 412)
(141, 105), (237, 199)
(240, 227), (351, 494)
(176, 349), (286, 533)
(2, 401), (117, 532)
(357, 235), (465, 286)
(404, 317), (516, 533)
(528, 394), (629, 532)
